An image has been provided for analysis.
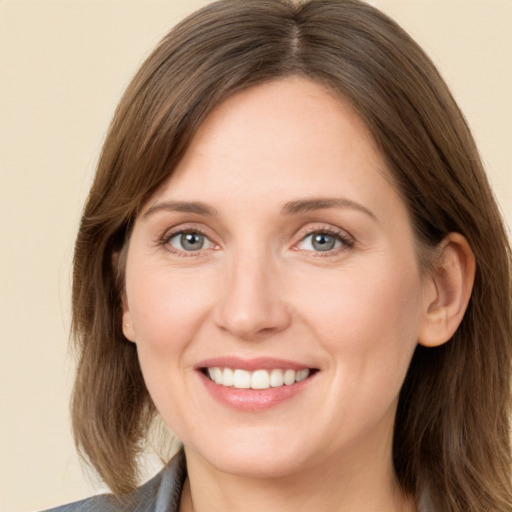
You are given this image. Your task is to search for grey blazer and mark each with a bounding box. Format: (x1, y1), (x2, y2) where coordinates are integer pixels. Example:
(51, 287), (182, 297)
(41, 450), (186, 512)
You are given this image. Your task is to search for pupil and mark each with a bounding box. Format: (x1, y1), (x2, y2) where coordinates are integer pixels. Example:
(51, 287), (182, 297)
(313, 234), (335, 251)
(182, 232), (203, 250)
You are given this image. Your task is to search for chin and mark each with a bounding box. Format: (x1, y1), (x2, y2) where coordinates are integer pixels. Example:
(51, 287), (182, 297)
(186, 433), (312, 479)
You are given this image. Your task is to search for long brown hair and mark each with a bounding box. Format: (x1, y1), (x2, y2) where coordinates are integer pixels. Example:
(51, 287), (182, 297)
(71, 1), (512, 509)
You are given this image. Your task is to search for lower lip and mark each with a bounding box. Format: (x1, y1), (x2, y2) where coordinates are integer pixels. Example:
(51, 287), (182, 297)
(199, 372), (315, 412)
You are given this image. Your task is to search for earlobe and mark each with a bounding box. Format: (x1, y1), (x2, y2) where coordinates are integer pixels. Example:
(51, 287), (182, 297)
(418, 233), (476, 348)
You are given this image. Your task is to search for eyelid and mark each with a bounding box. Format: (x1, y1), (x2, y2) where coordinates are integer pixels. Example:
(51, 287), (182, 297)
(169, 231), (215, 251)
(158, 223), (220, 256)
(292, 224), (355, 253)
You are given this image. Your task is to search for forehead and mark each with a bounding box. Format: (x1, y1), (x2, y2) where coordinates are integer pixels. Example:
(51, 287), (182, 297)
(148, 77), (395, 206)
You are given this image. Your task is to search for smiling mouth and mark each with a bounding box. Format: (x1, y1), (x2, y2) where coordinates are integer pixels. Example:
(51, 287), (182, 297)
(202, 367), (316, 390)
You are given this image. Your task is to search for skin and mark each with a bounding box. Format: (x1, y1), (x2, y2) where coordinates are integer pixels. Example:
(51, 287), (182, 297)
(122, 77), (474, 512)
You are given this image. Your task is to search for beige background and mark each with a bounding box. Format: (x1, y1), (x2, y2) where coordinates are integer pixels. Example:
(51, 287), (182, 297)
(1, 1), (511, 511)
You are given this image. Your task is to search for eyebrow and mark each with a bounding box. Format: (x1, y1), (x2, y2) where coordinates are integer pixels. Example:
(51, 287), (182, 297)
(281, 198), (377, 220)
(143, 201), (219, 218)
(142, 197), (376, 221)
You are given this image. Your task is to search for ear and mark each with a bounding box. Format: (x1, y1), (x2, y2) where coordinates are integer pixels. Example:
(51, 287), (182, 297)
(121, 293), (136, 343)
(418, 233), (476, 347)
(113, 248), (137, 344)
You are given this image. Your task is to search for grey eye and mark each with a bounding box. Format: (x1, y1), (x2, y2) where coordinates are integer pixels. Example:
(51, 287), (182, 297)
(170, 232), (211, 251)
(298, 232), (343, 252)
(311, 233), (337, 251)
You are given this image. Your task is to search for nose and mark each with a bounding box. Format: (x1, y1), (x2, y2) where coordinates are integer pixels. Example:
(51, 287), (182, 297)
(213, 249), (291, 340)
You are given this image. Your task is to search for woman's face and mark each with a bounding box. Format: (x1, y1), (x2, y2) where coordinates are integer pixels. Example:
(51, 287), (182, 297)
(123, 77), (433, 478)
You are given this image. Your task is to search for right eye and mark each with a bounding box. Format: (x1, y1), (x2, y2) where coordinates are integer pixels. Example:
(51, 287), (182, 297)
(297, 232), (343, 252)
(167, 231), (215, 253)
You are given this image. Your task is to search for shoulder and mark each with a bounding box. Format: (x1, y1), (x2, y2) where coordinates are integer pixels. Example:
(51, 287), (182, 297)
(39, 494), (122, 512)
(40, 450), (186, 512)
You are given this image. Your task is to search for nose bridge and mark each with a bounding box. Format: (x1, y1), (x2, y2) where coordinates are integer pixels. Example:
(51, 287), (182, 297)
(214, 241), (290, 339)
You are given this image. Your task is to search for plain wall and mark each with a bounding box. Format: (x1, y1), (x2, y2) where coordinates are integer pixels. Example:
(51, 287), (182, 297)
(1, 1), (511, 511)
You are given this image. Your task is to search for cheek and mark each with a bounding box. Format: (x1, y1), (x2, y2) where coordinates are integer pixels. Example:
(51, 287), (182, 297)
(295, 257), (423, 373)
(125, 265), (218, 428)
(125, 264), (217, 353)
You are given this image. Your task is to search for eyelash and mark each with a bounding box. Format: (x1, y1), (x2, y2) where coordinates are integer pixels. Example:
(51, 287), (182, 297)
(296, 227), (355, 256)
(158, 225), (354, 257)
(158, 227), (218, 257)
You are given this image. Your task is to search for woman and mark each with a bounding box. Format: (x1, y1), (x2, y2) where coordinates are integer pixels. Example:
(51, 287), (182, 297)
(46, 0), (512, 511)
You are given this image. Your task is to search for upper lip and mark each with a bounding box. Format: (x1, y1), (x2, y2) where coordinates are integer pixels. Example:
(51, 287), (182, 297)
(195, 356), (315, 371)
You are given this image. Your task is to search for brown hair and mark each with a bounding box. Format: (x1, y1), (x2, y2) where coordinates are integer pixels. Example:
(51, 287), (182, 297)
(71, 0), (512, 509)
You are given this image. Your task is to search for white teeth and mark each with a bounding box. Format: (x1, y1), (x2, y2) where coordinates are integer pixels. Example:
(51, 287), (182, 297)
(223, 367), (234, 387)
(212, 367), (223, 385)
(284, 369), (295, 385)
(206, 367), (311, 389)
(233, 369), (251, 389)
(296, 369), (309, 382)
(270, 368), (284, 387)
(251, 369), (270, 389)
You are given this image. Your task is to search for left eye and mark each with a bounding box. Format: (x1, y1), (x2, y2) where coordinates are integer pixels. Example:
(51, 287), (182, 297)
(168, 231), (214, 252)
(297, 232), (344, 252)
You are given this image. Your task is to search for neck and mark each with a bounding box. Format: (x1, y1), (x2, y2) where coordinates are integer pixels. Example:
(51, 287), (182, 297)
(179, 438), (416, 512)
